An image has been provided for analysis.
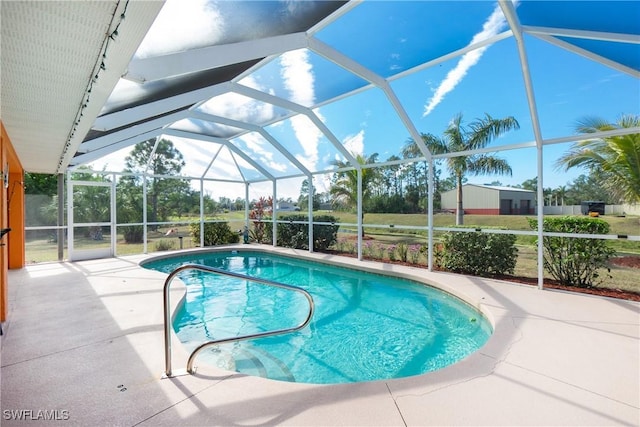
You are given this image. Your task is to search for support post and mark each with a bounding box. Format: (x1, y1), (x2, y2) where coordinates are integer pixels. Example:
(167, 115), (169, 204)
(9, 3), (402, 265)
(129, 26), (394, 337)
(308, 175), (313, 253)
(536, 146), (544, 290)
(357, 168), (362, 261)
(57, 173), (64, 261)
(199, 179), (204, 248)
(66, 172), (73, 256)
(427, 157), (434, 271)
(142, 174), (148, 254)
(110, 174), (116, 256)
(245, 183), (250, 242)
(272, 180), (277, 247)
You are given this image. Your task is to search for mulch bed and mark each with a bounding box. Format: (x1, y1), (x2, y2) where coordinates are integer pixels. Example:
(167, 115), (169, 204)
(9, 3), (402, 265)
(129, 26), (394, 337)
(322, 250), (640, 302)
(610, 255), (640, 269)
(491, 273), (640, 302)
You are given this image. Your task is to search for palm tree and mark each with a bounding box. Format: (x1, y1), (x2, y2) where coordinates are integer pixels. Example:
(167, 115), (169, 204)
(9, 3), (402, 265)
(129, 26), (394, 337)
(414, 112), (519, 225)
(555, 115), (640, 204)
(553, 185), (568, 206)
(330, 153), (378, 234)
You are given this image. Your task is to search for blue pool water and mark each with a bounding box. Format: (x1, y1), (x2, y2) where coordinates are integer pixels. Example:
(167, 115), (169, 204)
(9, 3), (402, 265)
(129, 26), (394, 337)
(143, 251), (492, 384)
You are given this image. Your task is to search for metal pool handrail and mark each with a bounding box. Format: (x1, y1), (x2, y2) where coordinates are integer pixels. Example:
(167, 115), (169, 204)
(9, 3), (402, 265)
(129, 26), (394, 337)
(163, 263), (315, 377)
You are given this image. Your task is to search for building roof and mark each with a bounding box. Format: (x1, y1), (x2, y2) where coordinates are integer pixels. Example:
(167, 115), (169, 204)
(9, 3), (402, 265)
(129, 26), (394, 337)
(475, 184), (535, 193)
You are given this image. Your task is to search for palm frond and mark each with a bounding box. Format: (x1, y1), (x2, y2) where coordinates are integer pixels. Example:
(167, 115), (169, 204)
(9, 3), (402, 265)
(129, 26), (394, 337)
(467, 114), (520, 150)
(557, 114), (640, 202)
(467, 155), (512, 176)
(420, 133), (449, 155)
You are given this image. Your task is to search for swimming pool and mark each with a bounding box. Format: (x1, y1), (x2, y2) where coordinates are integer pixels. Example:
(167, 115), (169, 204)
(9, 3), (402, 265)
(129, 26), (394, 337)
(143, 250), (492, 384)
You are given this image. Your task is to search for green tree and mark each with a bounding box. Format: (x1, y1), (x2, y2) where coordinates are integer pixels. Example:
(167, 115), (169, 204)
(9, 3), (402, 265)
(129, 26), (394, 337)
(24, 173), (59, 228)
(218, 197), (232, 211)
(330, 153), (378, 233)
(517, 177), (561, 205)
(519, 177), (538, 192)
(124, 138), (187, 227)
(298, 178), (320, 210)
(552, 185), (568, 206)
(116, 174), (144, 242)
(233, 197), (244, 211)
(439, 175), (459, 193)
(201, 193), (219, 216)
(366, 155), (405, 213)
(67, 167), (111, 225)
(565, 173), (616, 205)
(381, 155), (403, 198)
(418, 113), (519, 224)
(556, 114), (640, 203)
(24, 173), (58, 196)
(401, 142), (429, 213)
(68, 167), (112, 240)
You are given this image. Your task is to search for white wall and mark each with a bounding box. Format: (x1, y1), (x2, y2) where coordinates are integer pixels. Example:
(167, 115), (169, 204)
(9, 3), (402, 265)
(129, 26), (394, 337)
(542, 204), (640, 216)
(441, 185), (499, 210)
(441, 185), (535, 212)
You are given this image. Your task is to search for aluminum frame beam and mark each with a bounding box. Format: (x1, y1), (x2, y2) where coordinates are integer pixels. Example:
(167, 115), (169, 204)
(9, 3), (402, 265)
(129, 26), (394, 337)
(163, 128), (275, 181)
(124, 33), (310, 83)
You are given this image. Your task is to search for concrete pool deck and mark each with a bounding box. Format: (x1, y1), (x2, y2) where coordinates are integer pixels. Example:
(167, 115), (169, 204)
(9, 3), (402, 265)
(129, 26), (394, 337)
(1, 246), (638, 426)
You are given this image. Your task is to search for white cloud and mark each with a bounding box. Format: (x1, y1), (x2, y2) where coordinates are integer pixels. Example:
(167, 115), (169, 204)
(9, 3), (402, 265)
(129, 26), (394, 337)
(280, 49), (315, 106)
(342, 130), (365, 157)
(280, 49), (322, 172)
(238, 133), (288, 173)
(134, 0), (223, 58)
(423, 4), (507, 117)
(199, 77), (275, 124)
(129, 135), (222, 178)
(291, 115), (322, 171)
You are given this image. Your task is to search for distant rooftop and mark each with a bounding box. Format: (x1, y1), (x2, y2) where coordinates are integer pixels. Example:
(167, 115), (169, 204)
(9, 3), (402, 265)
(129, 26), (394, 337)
(467, 184), (535, 192)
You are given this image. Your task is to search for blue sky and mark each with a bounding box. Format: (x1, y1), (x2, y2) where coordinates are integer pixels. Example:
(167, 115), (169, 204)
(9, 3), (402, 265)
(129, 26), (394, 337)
(92, 0), (640, 200)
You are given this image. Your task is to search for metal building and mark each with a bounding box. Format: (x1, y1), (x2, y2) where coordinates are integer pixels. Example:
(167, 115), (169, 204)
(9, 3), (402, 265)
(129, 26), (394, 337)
(441, 184), (536, 215)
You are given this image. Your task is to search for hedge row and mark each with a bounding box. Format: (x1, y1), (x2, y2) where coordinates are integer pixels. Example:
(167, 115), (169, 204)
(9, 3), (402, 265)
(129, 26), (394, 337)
(264, 214), (339, 251)
(438, 227), (518, 276)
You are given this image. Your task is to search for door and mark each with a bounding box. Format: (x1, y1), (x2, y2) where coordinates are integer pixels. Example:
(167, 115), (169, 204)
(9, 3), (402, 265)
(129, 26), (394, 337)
(68, 180), (114, 261)
(499, 199), (512, 215)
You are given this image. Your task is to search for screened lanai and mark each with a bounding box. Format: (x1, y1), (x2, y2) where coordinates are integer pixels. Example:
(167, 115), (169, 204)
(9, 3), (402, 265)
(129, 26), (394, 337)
(2, 3), (640, 425)
(2, 0), (639, 288)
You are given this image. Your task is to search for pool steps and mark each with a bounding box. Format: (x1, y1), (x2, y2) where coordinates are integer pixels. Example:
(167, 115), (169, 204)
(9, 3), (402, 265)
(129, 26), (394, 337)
(163, 263), (313, 378)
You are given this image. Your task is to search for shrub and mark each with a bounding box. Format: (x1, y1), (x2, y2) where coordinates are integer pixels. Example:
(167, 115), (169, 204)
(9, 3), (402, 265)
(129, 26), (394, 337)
(249, 196), (272, 243)
(265, 214), (339, 251)
(363, 241), (374, 258)
(190, 221), (239, 246)
(335, 238), (356, 254)
(123, 225), (144, 243)
(409, 244), (421, 264)
(250, 220), (272, 244)
(432, 242), (444, 269)
(387, 244), (397, 261)
(155, 239), (175, 251)
(397, 242), (409, 262)
(440, 228), (518, 276)
(528, 216), (614, 288)
(371, 244), (385, 259)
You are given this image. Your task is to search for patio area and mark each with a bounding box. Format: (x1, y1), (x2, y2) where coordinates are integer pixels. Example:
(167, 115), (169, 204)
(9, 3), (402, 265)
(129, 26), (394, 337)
(1, 247), (638, 426)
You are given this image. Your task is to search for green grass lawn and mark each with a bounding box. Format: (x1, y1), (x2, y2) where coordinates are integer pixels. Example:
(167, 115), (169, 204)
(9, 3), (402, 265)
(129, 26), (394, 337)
(25, 212), (639, 294)
(311, 211), (639, 235)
